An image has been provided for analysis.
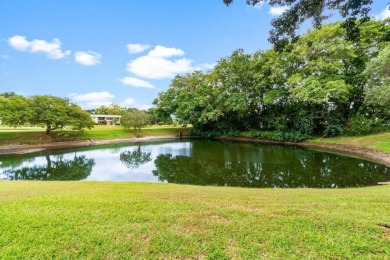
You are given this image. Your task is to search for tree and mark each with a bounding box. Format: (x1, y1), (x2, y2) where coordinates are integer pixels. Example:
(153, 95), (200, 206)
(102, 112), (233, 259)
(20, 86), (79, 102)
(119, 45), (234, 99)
(146, 107), (173, 125)
(0, 95), (32, 126)
(1, 94), (95, 133)
(121, 109), (150, 130)
(0, 92), (16, 98)
(364, 44), (390, 115)
(223, 0), (384, 45)
(95, 103), (126, 115)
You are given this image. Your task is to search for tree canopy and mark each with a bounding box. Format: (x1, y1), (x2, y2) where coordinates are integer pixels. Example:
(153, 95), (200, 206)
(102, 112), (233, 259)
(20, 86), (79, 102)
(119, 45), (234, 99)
(223, 0), (387, 45)
(0, 94), (94, 135)
(154, 19), (390, 139)
(121, 109), (150, 130)
(364, 44), (390, 115)
(94, 103), (126, 115)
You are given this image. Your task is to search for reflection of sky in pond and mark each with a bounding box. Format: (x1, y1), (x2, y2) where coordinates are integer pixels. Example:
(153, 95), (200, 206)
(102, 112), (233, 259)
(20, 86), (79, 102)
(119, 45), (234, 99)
(0, 140), (389, 188)
(0, 141), (192, 182)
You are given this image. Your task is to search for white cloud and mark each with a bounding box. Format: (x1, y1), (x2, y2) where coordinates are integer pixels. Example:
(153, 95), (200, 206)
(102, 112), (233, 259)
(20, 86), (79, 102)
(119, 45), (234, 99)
(269, 6), (288, 16)
(120, 98), (151, 111)
(199, 62), (216, 70)
(126, 43), (151, 54)
(8, 35), (71, 59)
(136, 104), (152, 111)
(121, 98), (136, 106)
(375, 5), (390, 20)
(68, 91), (114, 109)
(74, 51), (101, 66)
(127, 55), (193, 79)
(124, 44), (214, 80)
(120, 77), (154, 89)
(147, 45), (185, 58)
(253, 1), (264, 9)
(8, 35), (30, 51)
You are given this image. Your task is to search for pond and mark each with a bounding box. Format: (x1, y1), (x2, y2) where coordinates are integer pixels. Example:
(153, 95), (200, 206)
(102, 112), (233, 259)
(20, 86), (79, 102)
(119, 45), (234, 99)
(0, 139), (389, 188)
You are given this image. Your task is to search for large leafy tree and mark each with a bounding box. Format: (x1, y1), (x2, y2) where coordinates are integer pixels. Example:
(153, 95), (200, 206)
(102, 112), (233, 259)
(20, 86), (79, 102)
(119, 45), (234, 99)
(1, 94), (94, 135)
(364, 44), (390, 116)
(121, 109), (150, 130)
(223, 0), (387, 45)
(29, 95), (94, 135)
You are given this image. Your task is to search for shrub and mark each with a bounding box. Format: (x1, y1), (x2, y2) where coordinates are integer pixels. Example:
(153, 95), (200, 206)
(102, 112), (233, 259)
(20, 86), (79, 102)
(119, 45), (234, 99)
(241, 130), (312, 142)
(345, 115), (389, 136)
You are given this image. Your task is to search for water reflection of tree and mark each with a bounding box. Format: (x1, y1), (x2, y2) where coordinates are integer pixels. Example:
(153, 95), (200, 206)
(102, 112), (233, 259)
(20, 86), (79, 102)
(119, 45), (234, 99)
(4, 154), (95, 180)
(153, 154), (390, 188)
(120, 146), (152, 169)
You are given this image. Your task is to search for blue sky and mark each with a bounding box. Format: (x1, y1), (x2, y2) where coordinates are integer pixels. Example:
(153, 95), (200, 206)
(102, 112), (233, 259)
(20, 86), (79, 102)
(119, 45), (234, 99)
(1, 1), (389, 110)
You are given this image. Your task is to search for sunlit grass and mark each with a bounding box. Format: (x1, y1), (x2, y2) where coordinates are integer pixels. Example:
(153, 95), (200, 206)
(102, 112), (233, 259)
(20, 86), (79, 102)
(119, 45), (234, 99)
(0, 125), (45, 131)
(0, 125), (190, 145)
(312, 132), (390, 153)
(0, 182), (389, 259)
(82, 125), (190, 140)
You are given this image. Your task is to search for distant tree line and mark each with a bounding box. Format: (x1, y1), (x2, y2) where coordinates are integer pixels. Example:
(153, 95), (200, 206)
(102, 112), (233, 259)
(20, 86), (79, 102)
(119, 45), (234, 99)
(0, 92), (175, 135)
(90, 103), (173, 128)
(154, 19), (390, 140)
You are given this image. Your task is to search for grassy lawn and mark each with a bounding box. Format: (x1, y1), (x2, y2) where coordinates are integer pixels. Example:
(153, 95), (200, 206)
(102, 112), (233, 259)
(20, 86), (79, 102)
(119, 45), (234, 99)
(82, 125), (190, 140)
(0, 125), (190, 145)
(0, 182), (389, 259)
(312, 132), (390, 153)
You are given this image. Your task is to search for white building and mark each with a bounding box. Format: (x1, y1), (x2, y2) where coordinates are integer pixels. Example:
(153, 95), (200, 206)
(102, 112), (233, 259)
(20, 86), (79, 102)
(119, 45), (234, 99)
(90, 114), (121, 125)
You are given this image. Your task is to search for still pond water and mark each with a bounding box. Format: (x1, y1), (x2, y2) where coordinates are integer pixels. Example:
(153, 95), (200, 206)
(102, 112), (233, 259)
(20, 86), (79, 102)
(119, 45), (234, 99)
(1, 139), (389, 188)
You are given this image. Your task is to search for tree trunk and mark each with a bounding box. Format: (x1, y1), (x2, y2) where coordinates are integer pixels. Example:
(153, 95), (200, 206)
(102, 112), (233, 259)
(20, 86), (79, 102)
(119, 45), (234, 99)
(46, 122), (51, 136)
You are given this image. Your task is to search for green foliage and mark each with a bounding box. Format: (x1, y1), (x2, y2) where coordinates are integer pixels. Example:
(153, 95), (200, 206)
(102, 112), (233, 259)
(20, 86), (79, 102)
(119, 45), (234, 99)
(241, 130), (312, 142)
(0, 95), (32, 126)
(224, 0), (375, 46)
(155, 19), (390, 139)
(121, 109), (150, 130)
(364, 44), (390, 116)
(0, 94), (94, 135)
(146, 107), (173, 125)
(322, 121), (344, 137)
(345, 115), (389, 136)
(0, 92), (17, 98)
(95, 103), (126, 115)
(29, 95), (94, 135)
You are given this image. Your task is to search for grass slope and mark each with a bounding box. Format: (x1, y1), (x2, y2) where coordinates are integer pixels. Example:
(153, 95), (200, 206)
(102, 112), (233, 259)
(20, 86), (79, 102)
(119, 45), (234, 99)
(312, 132), (390, 153)
(0, 125), (190, 145)
(0, 182), (389, 259)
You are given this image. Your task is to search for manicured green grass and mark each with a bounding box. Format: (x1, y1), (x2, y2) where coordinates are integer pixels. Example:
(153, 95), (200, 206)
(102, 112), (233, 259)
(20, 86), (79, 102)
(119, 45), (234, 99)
(82, 125), (190, 140)
(0, 182), (389, 259)
(0, 125), (190, 145)
(0, 126), (45, 131)
(312, 132), (390, 153)
(0, 131), (47, 145)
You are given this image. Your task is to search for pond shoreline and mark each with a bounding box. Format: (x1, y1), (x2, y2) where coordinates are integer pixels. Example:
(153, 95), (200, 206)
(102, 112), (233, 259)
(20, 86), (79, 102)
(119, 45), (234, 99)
(0, 135), (389, 168)
(213, 136), (390, 168)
